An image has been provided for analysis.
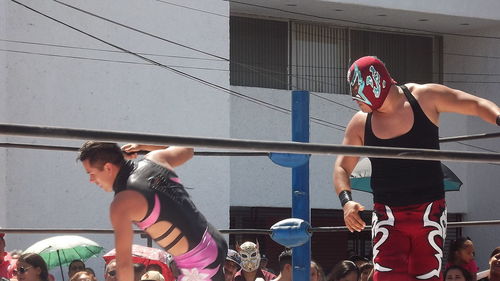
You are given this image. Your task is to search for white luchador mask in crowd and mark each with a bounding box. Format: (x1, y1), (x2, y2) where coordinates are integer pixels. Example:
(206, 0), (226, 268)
(237, 241), (261, 272)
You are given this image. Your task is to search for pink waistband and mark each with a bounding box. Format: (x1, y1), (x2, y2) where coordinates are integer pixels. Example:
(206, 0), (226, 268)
(174, 229), (220, 281)
(136, 194), (161, 230)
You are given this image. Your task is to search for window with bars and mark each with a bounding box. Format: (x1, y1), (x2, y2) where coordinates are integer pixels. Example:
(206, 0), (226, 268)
(350, 29), (441, 85)
(291, 22), (348, 94)
(229, 16), (442, 92)
(229, 16), (289, 89)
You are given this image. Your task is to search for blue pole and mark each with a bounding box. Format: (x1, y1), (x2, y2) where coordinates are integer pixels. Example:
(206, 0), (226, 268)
(291, 90), (310, 281)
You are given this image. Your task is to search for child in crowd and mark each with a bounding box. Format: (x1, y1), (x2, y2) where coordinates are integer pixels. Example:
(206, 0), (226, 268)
(446, 237), (479, 281)
(445, 265), (473, 281)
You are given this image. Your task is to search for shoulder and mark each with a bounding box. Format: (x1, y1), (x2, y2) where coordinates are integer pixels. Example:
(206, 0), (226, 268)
(345, 111), (368, 137)
(407, 83), (454, 99)
(110, 190), (148, 219)
(347, 111), (367, 128)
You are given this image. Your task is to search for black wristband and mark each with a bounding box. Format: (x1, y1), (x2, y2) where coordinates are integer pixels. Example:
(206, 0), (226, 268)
(339, 190), (352, 207)
(496, 115), (500, 126)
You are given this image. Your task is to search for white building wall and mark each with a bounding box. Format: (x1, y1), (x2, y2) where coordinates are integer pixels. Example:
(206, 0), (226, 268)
(0, 0), (6, 229)
(322, 0), (500, 20)
(2, 0), (500, 276)
(442, 25), (500, 269)
(229, 86), (373, 210)
(1, 0), (230, 279)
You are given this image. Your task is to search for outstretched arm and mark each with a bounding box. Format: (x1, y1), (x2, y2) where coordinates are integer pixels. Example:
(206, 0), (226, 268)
(424, 84), (500, 125)
(333, 112), (366, 232)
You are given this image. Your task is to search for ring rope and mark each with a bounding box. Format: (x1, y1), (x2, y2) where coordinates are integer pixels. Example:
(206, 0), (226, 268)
(1, 220), (499, 235)
(1, 123), (500, 163)
(439, 131), (500, 143)
(0, 143), (268, 156)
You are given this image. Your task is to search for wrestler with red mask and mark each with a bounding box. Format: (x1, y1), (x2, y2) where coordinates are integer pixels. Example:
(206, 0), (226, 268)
(333, 56), (500, 281)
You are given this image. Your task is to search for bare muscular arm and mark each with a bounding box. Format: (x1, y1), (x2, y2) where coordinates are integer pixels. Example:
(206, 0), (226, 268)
(110, 191), (148, 281)
(333, 112), (367, 232)
(121, 143), (194, 168)
(416, 84), (500, 125)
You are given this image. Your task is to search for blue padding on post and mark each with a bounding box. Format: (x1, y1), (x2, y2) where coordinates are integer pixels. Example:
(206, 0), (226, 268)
(270, 218), (311, 248)
(269, 153), (310, 168)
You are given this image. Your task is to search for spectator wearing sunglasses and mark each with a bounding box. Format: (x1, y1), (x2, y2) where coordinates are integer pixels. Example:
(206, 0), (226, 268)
(104, 260), (117, 281)
(15, 253), (49, 281)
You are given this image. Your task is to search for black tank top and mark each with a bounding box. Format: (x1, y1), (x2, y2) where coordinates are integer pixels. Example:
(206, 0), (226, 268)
(364, 85), (444, 206)
(113, 159), (208, 250)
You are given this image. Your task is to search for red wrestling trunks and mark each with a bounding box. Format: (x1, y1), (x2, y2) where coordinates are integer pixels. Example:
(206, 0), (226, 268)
(372, 199), (447, 281)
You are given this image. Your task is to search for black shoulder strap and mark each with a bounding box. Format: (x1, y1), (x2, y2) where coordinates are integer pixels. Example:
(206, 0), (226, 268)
(399, 85), (415, 102)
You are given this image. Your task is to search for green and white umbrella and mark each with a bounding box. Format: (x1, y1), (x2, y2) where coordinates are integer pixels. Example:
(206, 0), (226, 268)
(23, 235), (103, 281)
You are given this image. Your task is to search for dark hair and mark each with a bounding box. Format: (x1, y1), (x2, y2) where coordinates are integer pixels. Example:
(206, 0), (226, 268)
(134, 263), (146, 272)
(444, 265), (473, 281)
(359, 262), (373, 274)
(348, 255), (369, 264)
(327, 260), (359, 281)
(85, 267), (96, 276)
(311, 261), (326, 281)
(78, 141), (125, 169)
(490, 246), (500, 258)
(278, 250), (292, 272)
(70, 271), (95, 281)
(145, 264), (163, 274)
(18, 253), (49, 281)
(69, 260), (85, 268)
(447, 237), (473, 263)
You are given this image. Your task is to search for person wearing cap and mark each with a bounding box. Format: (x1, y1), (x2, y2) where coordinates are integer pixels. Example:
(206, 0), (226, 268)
(333, 56), (500, 281)
(141, 271), (165, 281)
(225, 250), (241, 281)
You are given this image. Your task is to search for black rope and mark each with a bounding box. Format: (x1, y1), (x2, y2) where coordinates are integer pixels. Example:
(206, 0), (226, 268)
(310, 220), (500, 233)
(439, 132), (500, 143)
(1, 220), (499, 235)
(1, 123), (500, 163)
(0, 143), (268, 157)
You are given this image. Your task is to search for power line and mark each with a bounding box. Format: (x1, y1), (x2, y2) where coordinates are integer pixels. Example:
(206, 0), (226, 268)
(9, 0), (346, 131)
(0, 48), (229, 71)
(0, 38), (223, 61)
(52, 0), (229, 61)
(51, 0), (354, 91)
(310, 92), (358, 111)
(154, 0), (227, 18)
(6, 38), (500, 79)
(7, 46), (500, 85)
(34, 3), (500, 89)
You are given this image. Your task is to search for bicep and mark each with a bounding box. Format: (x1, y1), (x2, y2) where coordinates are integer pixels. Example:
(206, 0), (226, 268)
(110, 198), (134, 249)
(146, 146), (194, 168)
(334, 114), (365, 179)
(431, 84), (488, 115)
